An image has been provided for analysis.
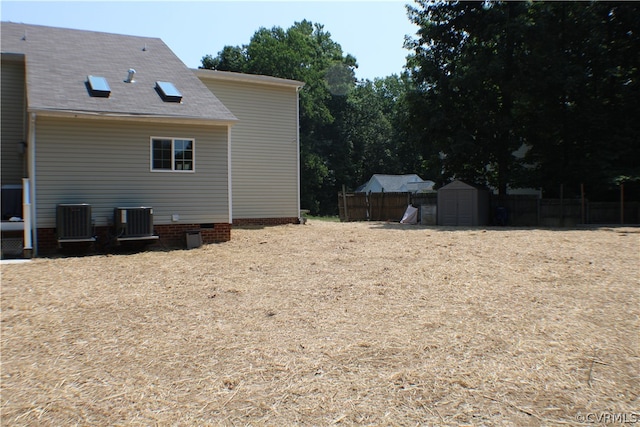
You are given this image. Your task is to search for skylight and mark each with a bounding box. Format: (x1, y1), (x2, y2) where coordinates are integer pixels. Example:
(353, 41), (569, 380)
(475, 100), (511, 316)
(87, 75), (111, 97)
(155, 81), (182, 103)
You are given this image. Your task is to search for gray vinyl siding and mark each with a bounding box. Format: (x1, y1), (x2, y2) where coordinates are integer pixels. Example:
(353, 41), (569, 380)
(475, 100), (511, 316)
(200, 79), (299, 219)
(1, 56), (26, 185)
(34, 116), (229, 228)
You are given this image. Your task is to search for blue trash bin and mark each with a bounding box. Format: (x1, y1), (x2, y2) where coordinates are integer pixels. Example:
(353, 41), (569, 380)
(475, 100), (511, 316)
(495, 207), (507, 226)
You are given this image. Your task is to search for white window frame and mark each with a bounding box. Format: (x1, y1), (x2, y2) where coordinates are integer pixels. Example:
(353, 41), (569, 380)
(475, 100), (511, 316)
(150, 137), (196, 173)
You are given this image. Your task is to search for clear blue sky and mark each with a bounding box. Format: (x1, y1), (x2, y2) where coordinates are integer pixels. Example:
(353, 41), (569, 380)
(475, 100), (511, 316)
(1, 1), (419, 81)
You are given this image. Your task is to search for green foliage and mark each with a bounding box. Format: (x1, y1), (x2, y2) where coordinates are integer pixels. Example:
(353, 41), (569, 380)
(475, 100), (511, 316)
(340, 74), (427, 187)
(304, 214), (340, 222)
(201, 46), (247, 72)
(300, 150), (330, 215)
(406, 1), (640, 198)
(516, 2), (640, 198)
(406, 1), (532, 194)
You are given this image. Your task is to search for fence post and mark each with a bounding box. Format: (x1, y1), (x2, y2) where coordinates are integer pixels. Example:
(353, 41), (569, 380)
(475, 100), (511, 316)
(342, 184), (349, 222)
(620, 183), (624, 225)
(560, 184), (564, 227)
(581, 183), (585, 224)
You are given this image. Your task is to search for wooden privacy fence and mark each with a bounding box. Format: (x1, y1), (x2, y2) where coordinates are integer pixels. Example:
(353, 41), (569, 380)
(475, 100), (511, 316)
(339, 192), (640, 225)
(536, 199), (640, 226)
(491, 195), (540, 226)
(493, 197), (640, 226)
(338, 192), (412, 222)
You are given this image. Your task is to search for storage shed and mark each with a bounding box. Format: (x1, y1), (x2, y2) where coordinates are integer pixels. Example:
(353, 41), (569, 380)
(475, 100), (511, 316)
(437, 180), (490, 226)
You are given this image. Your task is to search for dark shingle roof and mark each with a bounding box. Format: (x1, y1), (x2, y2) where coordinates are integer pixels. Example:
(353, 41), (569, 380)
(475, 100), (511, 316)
(1, 22), (237, 123)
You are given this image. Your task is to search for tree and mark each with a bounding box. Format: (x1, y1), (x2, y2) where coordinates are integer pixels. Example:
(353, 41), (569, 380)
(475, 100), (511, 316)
(201, 46), (247, 72)
(406, 1), (640, 198)
(518, 2), (640, 198)
(406, 1), (530, 195)
(321, 74), (427, 196)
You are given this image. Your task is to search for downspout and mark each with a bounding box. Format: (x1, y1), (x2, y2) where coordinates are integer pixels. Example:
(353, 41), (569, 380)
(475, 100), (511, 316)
(27, 112), (37, 256)
(22, 178), (32, 257)
(227, 124), (233, 225)
(296, 86), (301, 222)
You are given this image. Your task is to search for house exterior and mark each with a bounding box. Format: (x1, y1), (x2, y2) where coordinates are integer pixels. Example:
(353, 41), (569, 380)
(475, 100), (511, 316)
(1, 22), (303, 256)
(195, 70), (303, 225)
(356, 174), (434, 193)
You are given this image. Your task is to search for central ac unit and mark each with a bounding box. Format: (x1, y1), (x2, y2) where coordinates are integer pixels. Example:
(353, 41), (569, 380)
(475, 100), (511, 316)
(57, 204), (94, 242)
(114, 207), (156, 240)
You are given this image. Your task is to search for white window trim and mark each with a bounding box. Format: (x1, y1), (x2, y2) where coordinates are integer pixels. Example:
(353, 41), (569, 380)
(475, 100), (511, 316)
(150, 136), (196, 173)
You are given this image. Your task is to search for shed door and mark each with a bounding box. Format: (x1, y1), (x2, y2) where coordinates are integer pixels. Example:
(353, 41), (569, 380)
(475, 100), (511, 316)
(441, 196), (458, 226)
(457, 189), (474, 226)
(441, 189), (474, 226)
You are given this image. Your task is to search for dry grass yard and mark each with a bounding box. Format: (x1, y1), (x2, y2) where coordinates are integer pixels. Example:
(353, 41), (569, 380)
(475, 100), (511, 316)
(1, 221), (638, 426)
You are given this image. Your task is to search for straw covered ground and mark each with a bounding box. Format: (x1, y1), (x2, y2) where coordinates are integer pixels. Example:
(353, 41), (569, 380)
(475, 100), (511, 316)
(1, 221), (638, 426)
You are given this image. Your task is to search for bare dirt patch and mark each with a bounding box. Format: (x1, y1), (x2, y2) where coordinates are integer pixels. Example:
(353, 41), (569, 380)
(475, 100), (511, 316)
(2, 222), (638, 425)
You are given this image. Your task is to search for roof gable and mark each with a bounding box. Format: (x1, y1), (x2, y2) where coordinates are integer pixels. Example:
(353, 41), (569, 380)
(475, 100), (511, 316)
(439, 180), (488, 192)
(358, 174), (425, 193)
(1, 22), (236, 123)
(194, 69), (305, 89)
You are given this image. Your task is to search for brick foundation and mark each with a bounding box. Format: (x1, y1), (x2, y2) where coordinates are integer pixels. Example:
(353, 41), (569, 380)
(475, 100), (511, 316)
(35, 223), (231, 255)
(33, 219), (297, 255)
(233, 217), (300, 226)
(153, 223), (231, 247)
(36, 228), (57, 255)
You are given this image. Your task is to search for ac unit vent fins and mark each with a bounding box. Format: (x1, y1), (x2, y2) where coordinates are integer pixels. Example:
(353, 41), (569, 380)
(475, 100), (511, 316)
(114, 207), (158, 241)
(56, 204), (95, 242)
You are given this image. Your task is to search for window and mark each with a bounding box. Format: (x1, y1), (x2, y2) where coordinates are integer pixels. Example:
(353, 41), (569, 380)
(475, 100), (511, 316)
(151, 138), (194, 172)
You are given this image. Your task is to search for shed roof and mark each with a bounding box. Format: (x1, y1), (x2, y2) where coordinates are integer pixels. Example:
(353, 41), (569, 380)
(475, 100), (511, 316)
(1, 22), (237, 124)
(439, 180), (490, 192)
(439, 180), (475, 191)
